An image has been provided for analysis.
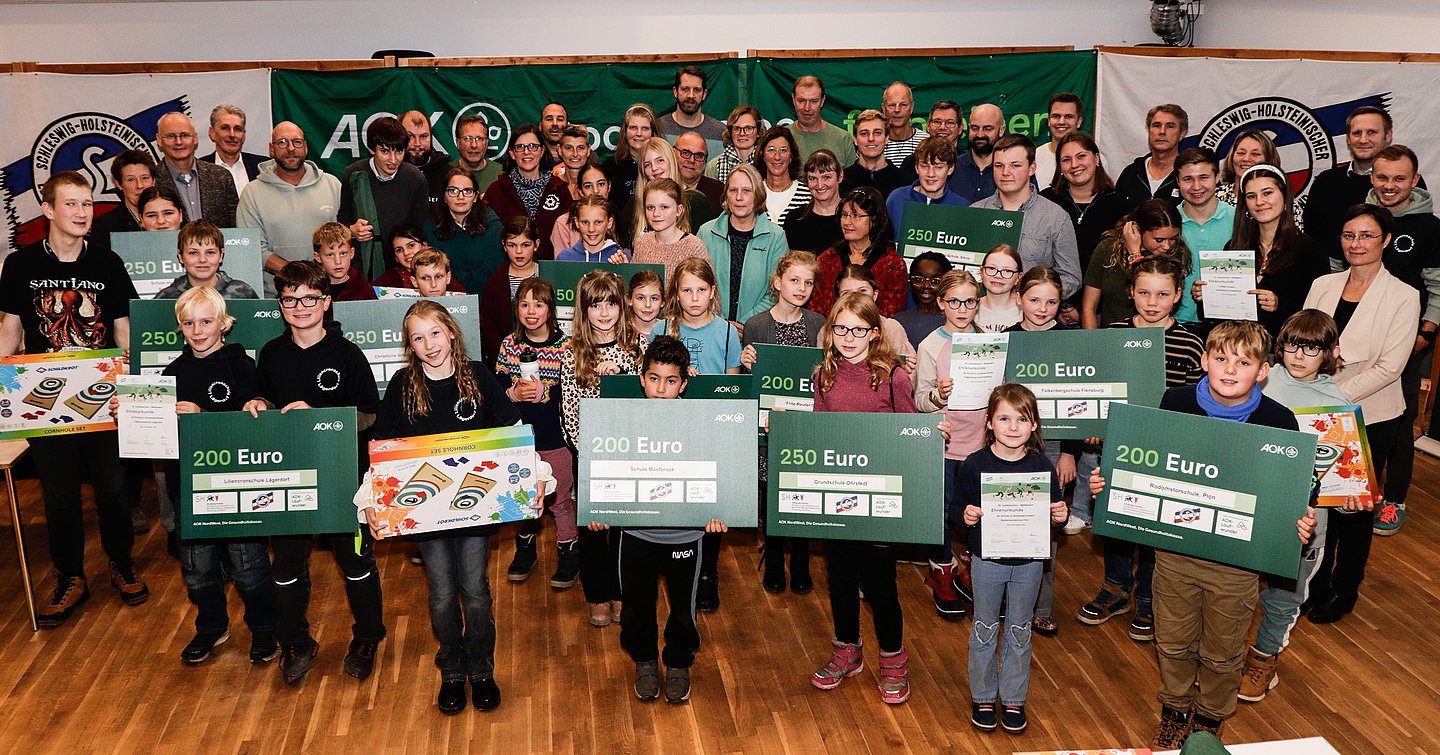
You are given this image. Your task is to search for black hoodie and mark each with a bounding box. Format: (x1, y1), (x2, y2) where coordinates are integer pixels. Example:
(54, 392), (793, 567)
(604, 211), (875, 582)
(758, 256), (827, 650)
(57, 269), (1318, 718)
(162, 341), (256, 412)
(1115, 154), (1180, 208)
(254, 320), (380, 418)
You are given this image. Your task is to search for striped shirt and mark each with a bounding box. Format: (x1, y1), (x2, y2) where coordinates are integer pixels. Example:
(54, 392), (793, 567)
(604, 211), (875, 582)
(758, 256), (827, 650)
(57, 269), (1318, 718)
(885, 127), (929, 168)
(1108, 319), (1205, 388)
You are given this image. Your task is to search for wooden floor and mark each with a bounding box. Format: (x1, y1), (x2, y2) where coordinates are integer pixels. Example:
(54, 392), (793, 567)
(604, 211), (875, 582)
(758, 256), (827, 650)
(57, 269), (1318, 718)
(1, 453), (1438, 754)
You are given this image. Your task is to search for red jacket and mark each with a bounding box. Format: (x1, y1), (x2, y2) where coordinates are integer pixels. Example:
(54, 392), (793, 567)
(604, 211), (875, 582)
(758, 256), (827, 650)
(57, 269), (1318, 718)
(809, 244), (909, 318)
(479, 265), (518, 369)
(483, 173), (573, 261)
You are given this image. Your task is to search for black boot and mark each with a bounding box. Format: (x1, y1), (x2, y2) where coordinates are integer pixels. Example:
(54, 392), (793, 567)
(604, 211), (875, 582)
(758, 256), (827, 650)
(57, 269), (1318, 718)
(789, 538), (813, 594)
(761, 538), (786, 594)
(550, 539), (579, 589)
(508, 533), (538, 582)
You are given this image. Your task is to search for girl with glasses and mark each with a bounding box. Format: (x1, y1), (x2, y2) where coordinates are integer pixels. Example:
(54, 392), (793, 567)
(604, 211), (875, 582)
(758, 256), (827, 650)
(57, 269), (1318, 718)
(976, 244), (1023, 333)
(424, 169), (498, 294)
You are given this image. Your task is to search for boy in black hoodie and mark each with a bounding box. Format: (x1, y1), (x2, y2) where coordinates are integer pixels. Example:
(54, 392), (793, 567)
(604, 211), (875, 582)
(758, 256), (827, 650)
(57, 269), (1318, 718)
(242, 260), (385, 685)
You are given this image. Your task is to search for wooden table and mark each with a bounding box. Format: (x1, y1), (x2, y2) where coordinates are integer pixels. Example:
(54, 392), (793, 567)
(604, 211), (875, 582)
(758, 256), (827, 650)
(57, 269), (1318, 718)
(0, 440), (35, 631)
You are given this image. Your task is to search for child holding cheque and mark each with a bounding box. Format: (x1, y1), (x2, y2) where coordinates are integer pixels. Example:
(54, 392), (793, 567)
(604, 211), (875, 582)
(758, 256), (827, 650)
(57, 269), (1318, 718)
(960, 383), (1067, 735)
(913, 270), (986, 619)
(242, 260), (385, 686)
(586, 336), (727, 704)
(1088, 319), (1316, 748)
(364, 299), (548, 715)
(809, 291), (919, 705)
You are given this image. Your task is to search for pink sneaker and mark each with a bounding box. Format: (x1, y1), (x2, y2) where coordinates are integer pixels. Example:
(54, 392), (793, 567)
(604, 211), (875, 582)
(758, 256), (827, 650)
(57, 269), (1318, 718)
(811, 639), (863, 690)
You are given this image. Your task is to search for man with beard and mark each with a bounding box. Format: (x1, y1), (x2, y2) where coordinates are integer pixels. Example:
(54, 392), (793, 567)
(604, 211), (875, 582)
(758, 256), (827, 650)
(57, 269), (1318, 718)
(675, 131), (725, 211)
(401, 110), (452, 205)
(153, 111), (238, 227)
(451, 114), (501, 195)
(660, 66), (726, 158)
(881, 82), (927, 168)
(201, 104), (266, 196)
(788, 75), (858, 168)
(1115, 104), (1187, 207)
(540, 102), (568, 173)
(949, 103), (1005, 203)
(237, 122), (342, 296)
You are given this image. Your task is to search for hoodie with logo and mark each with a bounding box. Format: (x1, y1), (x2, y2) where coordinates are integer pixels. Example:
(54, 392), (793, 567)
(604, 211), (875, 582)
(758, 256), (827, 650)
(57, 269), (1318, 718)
(1366, 186), (1440, 325)
(254, 320), (380, 437)
(163, 341), (257, 413)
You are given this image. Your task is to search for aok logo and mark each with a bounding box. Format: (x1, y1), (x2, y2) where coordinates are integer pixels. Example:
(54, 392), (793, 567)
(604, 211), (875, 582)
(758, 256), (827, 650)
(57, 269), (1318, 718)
(712, 384), (740, 394)
(313, 421), (346, 431)
(1173, 507), (1203, 524)
(990, 219), (1014, 228)
(254, 310), (281, 318)
(1123, 339), (1153, 349)
(713, 412), (745, 423)
(224, 237), (251, 247)
(899, 426), (932, 437)
(1261, 443), (1299, 458)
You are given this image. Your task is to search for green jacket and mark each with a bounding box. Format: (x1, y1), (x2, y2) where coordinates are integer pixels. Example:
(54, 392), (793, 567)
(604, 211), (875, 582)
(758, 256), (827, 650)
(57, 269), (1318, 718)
(699, 212), (790, 323)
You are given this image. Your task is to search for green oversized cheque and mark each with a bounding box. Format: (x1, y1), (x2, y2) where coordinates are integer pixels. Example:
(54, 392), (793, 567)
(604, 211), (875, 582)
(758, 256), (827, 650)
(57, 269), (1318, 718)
(179, 407), (359, 539)
(1095, 403), (1316, 578)
(112, 228), (266, 298)
(578, 398), (758, 528)
(1004, 328), (1165, 439)
(897, 204), (1023, 272)
(538, 261), (664, 336)
(753, 344), (823, 445)
(129, 299), (284, 375)
(766, 412), (943, 544)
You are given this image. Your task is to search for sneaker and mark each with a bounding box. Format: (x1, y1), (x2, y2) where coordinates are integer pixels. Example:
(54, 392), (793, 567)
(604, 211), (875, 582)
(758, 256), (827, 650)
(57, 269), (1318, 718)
(550, 539), (579, 589)
(877, 647), (910, 704)
(1077, 587), (1131, 625)
(696, 572), (720, 613)
(409, 547), (424, 566)
(507, 533), (538, 582)
(924, 561), (967, 618)
(1001, 704), (1027, 734)
(1237, 647), (1280, 703)
(970, 701), (998, 732)
(181, 630), (229, 664)
(588, 603), (612, 627)
(634, 660), (660, 701)
(36, 572), (90, 628)
(280, 640), (318, 685)
(1188, 712), (1224, 739)
(109, 561), (149, 605)
(811, 639), (863, 690)
(1373, 500), (1406, 536)
(611, 600), (623, 624)
(130, 504), (150, 535)
(1153, 705), (1191, 750)
(249, 632), (279, 664)
(344, 639), (379, 680)
(1129, 607), (1155, 642)
(664, 666), (692, 704)
(1062, 515), (1090, 535)
(1033, 615), (1059, 637)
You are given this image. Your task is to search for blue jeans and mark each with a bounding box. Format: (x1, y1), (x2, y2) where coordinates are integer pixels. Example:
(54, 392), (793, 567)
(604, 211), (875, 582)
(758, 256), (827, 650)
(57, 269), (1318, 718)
(969, 558), (1042, 706)
(1103, 537), (1155, 609)
(418, 535), (496, 681)
(180, 539), (278, 635)
(1070, 451), (1099, 523)
(930, 458), (965, 563)
(1254, 510), (1327, 656)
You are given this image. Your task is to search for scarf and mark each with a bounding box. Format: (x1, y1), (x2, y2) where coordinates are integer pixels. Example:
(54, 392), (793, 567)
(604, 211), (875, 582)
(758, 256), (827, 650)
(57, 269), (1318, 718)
(348, 169), (384, 280)
(512, 174), (548, 218)
(1195, 376), (1261, 423)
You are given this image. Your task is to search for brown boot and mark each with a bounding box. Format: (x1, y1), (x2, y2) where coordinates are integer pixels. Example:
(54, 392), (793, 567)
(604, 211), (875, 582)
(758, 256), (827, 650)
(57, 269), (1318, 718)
(1237, 646), (1280, 702)
(36, 572), (90, 627)
(1152, 705), (1190, 750)
(109, 561), (149, 605)
(1188, 712), (1224, 739)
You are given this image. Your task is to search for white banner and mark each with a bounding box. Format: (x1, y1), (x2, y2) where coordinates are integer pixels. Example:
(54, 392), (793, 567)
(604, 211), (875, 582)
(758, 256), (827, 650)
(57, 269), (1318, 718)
(0, 70), (272, 258)
(1096, 52), (1440, 218)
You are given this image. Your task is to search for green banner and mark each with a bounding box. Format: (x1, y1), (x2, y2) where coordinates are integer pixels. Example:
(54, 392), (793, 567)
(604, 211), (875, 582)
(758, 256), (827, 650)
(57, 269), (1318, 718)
(1004, 328), (1165, 440)
(766, 411), (943, 544)
(111, 228), (266, 299)
(537, 261), (665, 337)
(599, 373), (755, 400)
(331, 296), (481, 393)
(577, 397), (758, 528)
(179, 407), (359, 538)
(128, 298), (284, 375)
(897, 204), (1024, 271)
(1095, 403), (1316, 578)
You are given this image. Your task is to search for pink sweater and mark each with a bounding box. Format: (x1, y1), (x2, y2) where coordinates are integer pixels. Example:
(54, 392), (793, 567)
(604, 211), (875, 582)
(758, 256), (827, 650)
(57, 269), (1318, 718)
(814, 357), (918, 413)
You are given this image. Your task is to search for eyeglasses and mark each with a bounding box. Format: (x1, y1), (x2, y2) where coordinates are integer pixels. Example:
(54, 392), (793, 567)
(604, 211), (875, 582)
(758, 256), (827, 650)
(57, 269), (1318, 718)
(928, 119), (960, 128)
(840, 211), (872, 221)
(459, 135), (487, 144)
(272, 138), (306, 149)
(731, 124), (758, 135)
(764, 145), (791, 155)
(512, 143), (543, 153)
(279, 295), (327, 309)
(676, 148), (708, 162)
(1280, 342), (1323, 357)
(941, 297), (981, 311)
(909, 275), (943, 287)
(159, 133), (195, 142)
(445, 187), (476, 196)
(830, 324), (875, 338)
(1339, 231), (1383, 242)
(981, 265), (1019, 279)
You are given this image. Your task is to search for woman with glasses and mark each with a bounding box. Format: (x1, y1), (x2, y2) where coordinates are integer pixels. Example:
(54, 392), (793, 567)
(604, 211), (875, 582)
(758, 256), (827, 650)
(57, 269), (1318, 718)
(92, 149), (157, 248)
(1040, 132), (1136, 284)
(810, 186), (907, 317)
(1301, 204), (1418, 624)
(706, 105), (762, 184)
(428, 168), (503, 294)
(783, 150), (845, 255)
(754, 126), (811, 228)
(483, 125), (573, 260)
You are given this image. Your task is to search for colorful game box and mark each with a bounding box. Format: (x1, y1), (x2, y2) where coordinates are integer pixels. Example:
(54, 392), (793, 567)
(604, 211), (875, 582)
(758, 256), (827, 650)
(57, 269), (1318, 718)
(0, 349), (125, 439)
(1292, 405), (1379, 508)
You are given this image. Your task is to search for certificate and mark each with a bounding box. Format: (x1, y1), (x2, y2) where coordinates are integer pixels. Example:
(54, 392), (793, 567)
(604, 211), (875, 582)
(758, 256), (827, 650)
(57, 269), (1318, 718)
(578, 398), (758, 528)
(369, 425), (540, 536)
(112, 227), (265, 298)
(0, 349), (125, 440)
(949, 332), (1009, 410)
(1005, 329), (1165, 439)
(1198, 250), (1258, 321)
(538, 261), (665, 336)
(1094, 403), (1315, 578)
(1292, 405), (1379, 508)
(117, 374), (178, 459)
(766, 412), (943, 544)
(979, 472), (1052, 559)
(896, 203), (1024, 272)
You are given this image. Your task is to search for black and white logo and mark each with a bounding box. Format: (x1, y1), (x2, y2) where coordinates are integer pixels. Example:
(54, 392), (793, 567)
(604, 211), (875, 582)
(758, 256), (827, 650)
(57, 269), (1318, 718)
(207, 380), (232, 404)
(454, 397), (477, 422)
(316, 367), (342, 391)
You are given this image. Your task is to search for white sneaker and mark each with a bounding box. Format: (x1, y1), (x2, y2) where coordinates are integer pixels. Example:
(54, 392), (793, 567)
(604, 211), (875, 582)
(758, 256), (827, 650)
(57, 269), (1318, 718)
(1062, 515), (1090, 535)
